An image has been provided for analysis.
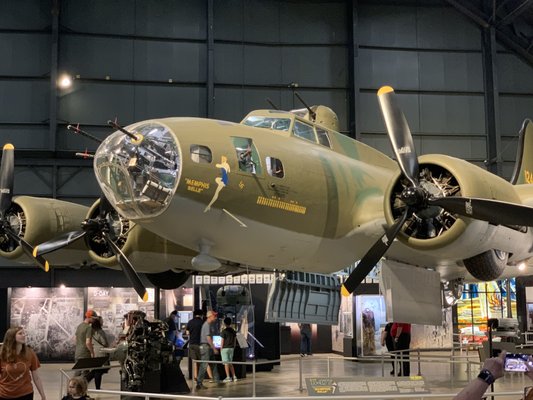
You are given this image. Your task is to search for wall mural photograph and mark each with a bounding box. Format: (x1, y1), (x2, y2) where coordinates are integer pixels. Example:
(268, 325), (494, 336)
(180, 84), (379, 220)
(9, 287), (84, 361)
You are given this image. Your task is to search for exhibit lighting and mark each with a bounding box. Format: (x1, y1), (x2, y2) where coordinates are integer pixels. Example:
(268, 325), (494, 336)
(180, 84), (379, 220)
(519, 262), (527, 271)
(58, 74), (73, 89)
(59, 284), (66, 289)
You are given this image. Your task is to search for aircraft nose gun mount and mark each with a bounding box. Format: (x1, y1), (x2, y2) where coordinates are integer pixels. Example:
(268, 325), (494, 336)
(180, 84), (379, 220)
(94, 121), (181, 220)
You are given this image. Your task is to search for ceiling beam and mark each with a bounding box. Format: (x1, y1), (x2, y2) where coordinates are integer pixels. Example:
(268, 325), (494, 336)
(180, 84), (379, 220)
(496, 0), (533, 26)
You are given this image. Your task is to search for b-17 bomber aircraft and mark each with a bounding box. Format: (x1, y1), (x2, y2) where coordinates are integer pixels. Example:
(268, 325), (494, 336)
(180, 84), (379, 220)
(4, 86), (533, 317)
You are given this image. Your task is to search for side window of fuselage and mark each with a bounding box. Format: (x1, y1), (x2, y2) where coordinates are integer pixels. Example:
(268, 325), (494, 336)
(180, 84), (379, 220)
(266, 157), (284, 178)
(232, 137), (262, 175)
(190, 144), (212, 163)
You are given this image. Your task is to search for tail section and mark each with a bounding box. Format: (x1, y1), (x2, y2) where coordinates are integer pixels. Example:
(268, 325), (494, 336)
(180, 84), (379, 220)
(511, 119), (533, 184)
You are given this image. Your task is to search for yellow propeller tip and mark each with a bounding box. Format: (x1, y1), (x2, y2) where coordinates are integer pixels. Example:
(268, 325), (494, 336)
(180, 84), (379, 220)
(142, 292), (149, 302)
(32, 246), (39, 258)
(44, 261), (49, 272)
(3, 143), (14, 150)
(377, 86), (394, 96)
(341, 284), (351, 297)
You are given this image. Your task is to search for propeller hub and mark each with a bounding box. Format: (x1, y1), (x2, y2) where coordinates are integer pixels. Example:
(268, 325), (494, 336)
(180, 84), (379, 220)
(82, 218), (107, 233)
(400, 186), (427, 206)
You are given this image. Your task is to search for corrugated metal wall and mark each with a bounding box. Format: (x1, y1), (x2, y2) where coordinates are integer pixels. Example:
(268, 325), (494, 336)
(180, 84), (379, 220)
(0, 0), (532, 196)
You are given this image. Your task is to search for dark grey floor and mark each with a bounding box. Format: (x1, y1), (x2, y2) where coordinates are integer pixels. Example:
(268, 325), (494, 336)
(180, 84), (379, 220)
(38, 353), (530, 399)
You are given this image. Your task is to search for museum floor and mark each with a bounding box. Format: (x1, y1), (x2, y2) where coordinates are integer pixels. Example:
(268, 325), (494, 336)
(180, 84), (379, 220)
(38, 353), (531, 399)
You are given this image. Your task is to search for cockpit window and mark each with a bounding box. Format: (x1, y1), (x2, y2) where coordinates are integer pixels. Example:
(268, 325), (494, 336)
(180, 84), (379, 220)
(316, 128), (331, 148)
(94, 122), (181, 220)
(242, 116), (291, 131)
(190, 145), (212, 163)
(232, 137), (261, 175)
(293, 121), (317, 143)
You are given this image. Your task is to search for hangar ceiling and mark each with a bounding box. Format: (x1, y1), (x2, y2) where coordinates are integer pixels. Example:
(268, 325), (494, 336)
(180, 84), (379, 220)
(445, 0), (533, 67)
(0, 0), (533, 202)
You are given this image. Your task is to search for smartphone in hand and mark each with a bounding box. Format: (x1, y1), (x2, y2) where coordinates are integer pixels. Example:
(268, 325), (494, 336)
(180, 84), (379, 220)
(504, 353), (530, 372)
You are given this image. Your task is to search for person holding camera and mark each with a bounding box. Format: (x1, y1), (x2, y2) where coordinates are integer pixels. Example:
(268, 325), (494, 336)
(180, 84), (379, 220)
(453, 350), (533, 400)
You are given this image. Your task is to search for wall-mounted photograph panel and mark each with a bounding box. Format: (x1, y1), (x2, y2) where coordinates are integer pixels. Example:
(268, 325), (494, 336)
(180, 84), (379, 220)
(10, 287), (84, 361)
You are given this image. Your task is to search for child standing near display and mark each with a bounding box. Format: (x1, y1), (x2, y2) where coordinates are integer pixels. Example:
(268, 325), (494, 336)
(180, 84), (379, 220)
(220, 317), (237, 383)
(62, 376), (91, 400)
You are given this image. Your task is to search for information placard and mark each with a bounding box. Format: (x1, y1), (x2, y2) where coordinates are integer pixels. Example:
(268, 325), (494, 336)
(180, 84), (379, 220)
(306, 376), (428, 396)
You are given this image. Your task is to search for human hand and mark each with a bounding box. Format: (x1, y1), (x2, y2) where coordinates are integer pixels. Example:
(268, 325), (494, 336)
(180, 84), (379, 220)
(483, 350), (505, 380)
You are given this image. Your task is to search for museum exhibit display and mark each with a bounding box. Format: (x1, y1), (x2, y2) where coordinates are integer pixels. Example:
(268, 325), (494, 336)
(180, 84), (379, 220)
(120, 310), (189, 394)
(9, 287), (84, 361)
(3, 0), (533, 397)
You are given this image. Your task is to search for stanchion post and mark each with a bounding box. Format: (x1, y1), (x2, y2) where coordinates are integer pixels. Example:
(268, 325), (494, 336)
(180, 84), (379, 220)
(417, 349), (421, 376)
(299, 355), (304, 391)
(253, 361), (256, 397)
(450, 345), (454, 378)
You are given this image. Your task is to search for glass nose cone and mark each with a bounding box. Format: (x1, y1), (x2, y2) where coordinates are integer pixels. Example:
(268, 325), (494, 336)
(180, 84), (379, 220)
(94, 122), (181, 219)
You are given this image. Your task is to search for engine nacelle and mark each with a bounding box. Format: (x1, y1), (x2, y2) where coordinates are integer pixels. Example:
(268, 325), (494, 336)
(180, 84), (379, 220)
(383, 154), (522, 251)
(0, 196), (89, 265)
(84, 199), (204, 273)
